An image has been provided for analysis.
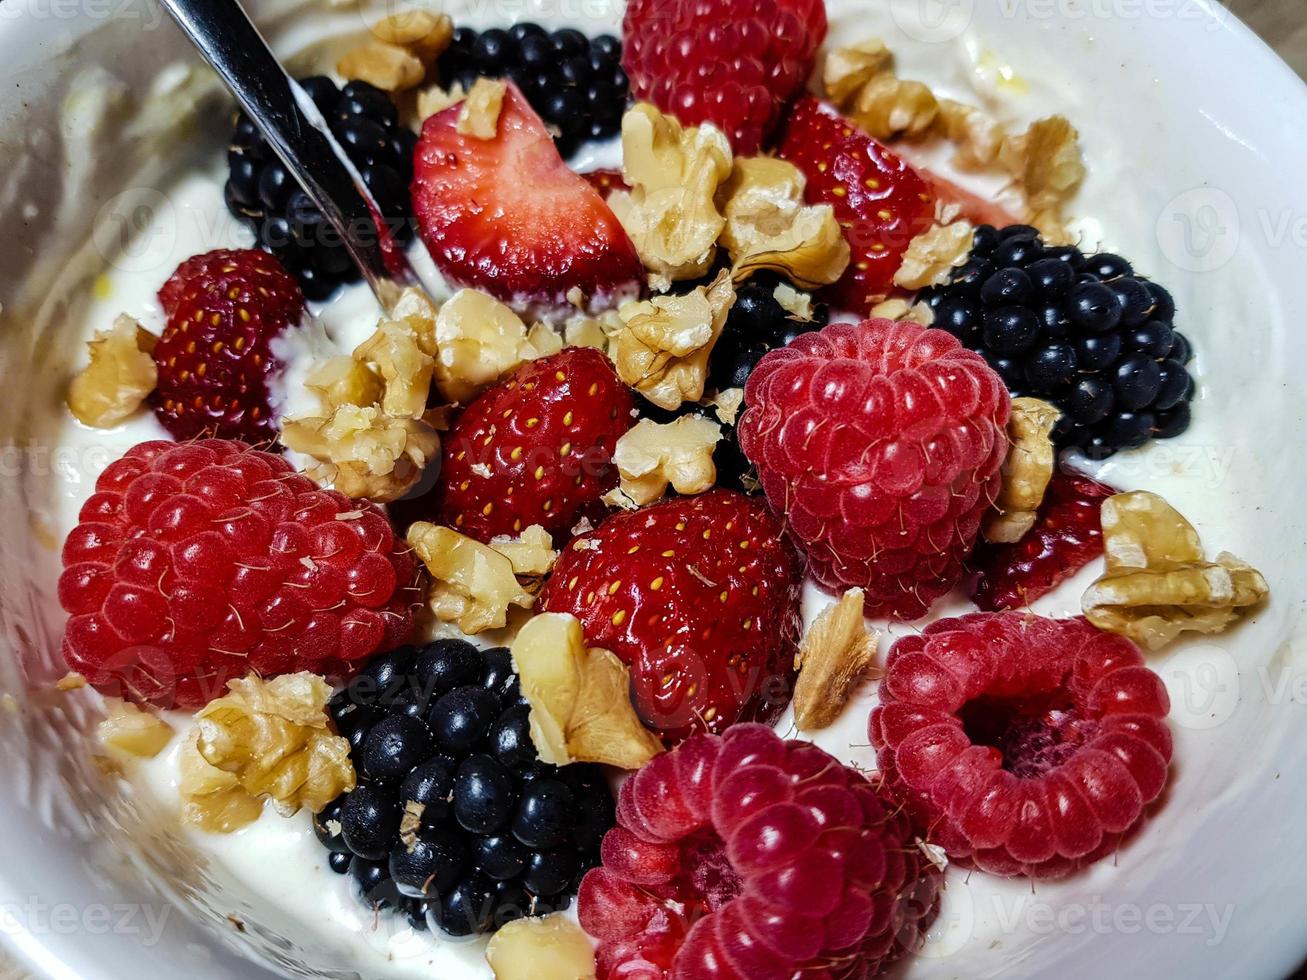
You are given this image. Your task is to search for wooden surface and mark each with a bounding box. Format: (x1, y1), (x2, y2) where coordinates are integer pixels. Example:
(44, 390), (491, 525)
(0, 3), (1302, 980)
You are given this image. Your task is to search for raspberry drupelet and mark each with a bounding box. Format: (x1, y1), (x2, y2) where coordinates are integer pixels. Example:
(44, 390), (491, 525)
(58, 439), (420, 709)
(579, 724), (941, 979)
(870, 613), (1173, 878)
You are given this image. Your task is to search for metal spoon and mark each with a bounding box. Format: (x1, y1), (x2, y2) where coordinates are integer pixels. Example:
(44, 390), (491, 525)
(158, 0), (418, 311)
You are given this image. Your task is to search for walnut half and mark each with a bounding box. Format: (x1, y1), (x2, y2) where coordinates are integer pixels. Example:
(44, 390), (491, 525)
(608, 415), (722, 508)
(1083, 491), (1270, 650)
(408, 522), (536, 634)
(983, 397), (1060, 543)
(67, 314), (157, 428)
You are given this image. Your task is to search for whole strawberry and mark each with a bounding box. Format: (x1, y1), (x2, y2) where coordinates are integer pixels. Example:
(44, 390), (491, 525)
(970, 469), (1116, 611)
(152, 248), (306, 444)
(622, 0), (827, 154)
(58, 439), (419, 709)
(779, 98), (937, 311)
(435, 348), (635, 543)
(540, 490), (803, 743)
(738, 319), (1010, 620)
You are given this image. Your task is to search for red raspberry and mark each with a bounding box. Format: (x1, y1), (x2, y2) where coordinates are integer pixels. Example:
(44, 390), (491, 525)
(434, 348), (635, 544)
(578, 725), (940, 979)
(870, 613), (1173, 878)
(970, 470), (1117, 611)
(622, 0), (827, 154)
(152, 248), (306, 444)
(737, 319), (1010, 620)
(58, 439), (419, 709)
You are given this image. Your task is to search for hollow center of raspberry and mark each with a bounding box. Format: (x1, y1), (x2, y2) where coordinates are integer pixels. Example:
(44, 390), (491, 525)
(959, 690), (1100, 779)
(677, 830), (742, 914)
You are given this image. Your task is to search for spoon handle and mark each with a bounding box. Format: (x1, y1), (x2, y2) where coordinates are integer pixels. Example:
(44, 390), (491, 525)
(158, 0), (415, 309)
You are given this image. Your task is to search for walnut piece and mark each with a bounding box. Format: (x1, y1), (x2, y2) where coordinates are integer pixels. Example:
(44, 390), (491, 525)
(281, 405), (439, 503)
(999, 116), (1086, 243)
(983, 397), (1060, 543)
(304, 356), (385, 410)
(869, 297), (933, 325)
(433, 288), (537, 404)
(937, 98), (1006, 170)
(822, 38), (937, 140)
(512, 613), (662, 770)
(1083, 491), (1270, 651)
(894, 221), (975, 290)
(486, 913), (597, 980)
(352, 317), (435, 419)
(608, 103), (733, 281)
(717, 156), (849, 289)
(822, 38), (894, 107)
(709, 387), (744, 426)
(609, 415), (721, 507)
(97, 700), (173, 758)
(457, 79), (507, 139)
(370, 10), (454, 63)
(793, 589), (879, 731)
(409, 522), (535, 634)
(612, 270), (734, 410)
(67, 314), (157, 428)
(488, 524), (559, 580)
(416, 81), (467, 121)
(337, 41), (425, 92)
(183, 672), (356, 833)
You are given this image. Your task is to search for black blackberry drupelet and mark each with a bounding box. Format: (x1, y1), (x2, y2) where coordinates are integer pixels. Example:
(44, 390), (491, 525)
(920, 225), (1197, 458)
(224, 77), (417, 302)
(316, 639), (614, 937)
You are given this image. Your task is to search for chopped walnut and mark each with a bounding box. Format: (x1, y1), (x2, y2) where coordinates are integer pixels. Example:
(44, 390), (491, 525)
(408, 522), (535, 634)
(457, 78), (507, 139)
(369, 10), (454, 63)
(937, 99), (1006, 170)
(184, 672), (356, 832)
(983, 398), (1060, 543)
(416, 81), (467, 121)
(869, 298), (933, 326)
(180, 743), (266, 833)
(352, 319), (434, 419)
(771, 283), (813, 321)
(999, 116), (1086, 243)
(1083, 492), (1270, 650)
(56, 672), (87, 691)
(281, 405), (439, 503)
(387, 286), (440, 356)
(717, 156), (849, 289)
(486, 913), (597, 980)
(525, 321), (565, 359)
(609, 416), (721, 507)
(793, 589), (879, 731)
(708, 387), (744, 426)
(612, 270), (734, 410)
(822, 38), (894, 107)
(894, 221), (975, 290)
(512, 613), (662, 770)
(97, 700), (173, 758)
(67, 314), (157, 428)
(305, 356), (385, 410)
(433, 288), (536, 404)
(337, 41), (425, 93)
(608, 103), (733, 281)
(852, 76), (940, 141)
(488, 525), (558, 581)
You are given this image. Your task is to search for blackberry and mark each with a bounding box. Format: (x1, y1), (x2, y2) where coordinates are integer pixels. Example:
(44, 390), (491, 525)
(317, 640), (613, 936)
(224, 77), (417, 301)
(921, 226), (1197, 458)
(435, 23), (627, 159)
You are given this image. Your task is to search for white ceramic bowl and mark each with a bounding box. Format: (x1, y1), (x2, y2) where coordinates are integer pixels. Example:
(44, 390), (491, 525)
(1, 0), (1305, 978)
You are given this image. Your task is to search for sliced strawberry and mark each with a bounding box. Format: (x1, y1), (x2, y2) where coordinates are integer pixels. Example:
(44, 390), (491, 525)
(540, 490), (804, 743)
(411, 83), (643, 314)
(779, 97), (937, 313)
(434, 347), (635, 544)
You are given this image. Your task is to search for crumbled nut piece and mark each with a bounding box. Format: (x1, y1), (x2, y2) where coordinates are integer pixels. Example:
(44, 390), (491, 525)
(894, 221), (976, 290)
(512, 613), (662, 770)
(937, 99), (1006, 170)
(457, 78), (507, 139)
(852, 76), (939, 141)
(793, 589), (879, 731)
(353, 318), (434, 419)
(433, 288), (535, 404)
(97, 700), (173, 758)
(305, 356), (385, 410)
(718, 156), (849, 289)
(709, 387), (744, 426)
(608, 103), (733, 281)
(370, 10), (453, 63)
(67, 314), (157, 428)
(488, 525), (558, 579)
(337, 41), (425, 92)
(388, 286), (440, 356)
(869, 298), (933, 326)
(1083, 492), (1270, 650)
(983, 398), (1060, 543)
(416, 81), (466, 121)
(525, 321), (565, 359)
(612, 270), (734, 410)
(56, 672), (87, 691)
(610, 416), (721, 507)
(487, 913), (597, 980)
(772, 282), (813, 320)
(184, 672), (355, 832)
(281, 405), (439, 503)
(180, 743), (265, 833)
(564, 316), (608, 352)
(822, 38), (894, 107)
(999, 116), (1086, 243)
(409, 522), (535, 634)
